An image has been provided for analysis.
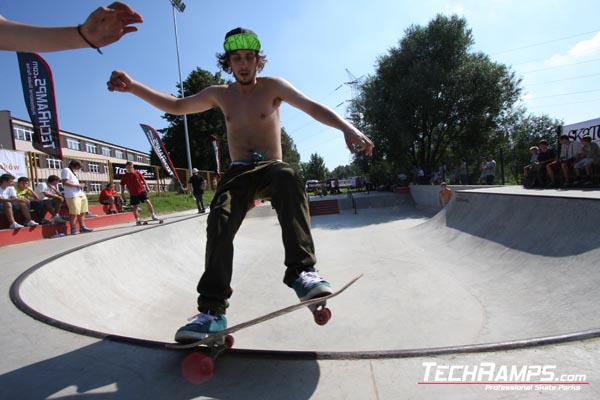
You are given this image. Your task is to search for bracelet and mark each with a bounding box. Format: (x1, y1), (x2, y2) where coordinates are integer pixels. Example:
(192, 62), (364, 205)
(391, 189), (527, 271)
(77, 25), (103, 55)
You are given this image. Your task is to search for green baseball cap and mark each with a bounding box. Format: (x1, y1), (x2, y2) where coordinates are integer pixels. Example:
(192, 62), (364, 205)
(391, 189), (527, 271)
(223, 27), (261, 52)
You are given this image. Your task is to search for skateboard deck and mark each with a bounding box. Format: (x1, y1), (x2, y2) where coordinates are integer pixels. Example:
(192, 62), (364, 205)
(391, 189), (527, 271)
(166, 274), (362, 351)
(138, 219), (164, 225)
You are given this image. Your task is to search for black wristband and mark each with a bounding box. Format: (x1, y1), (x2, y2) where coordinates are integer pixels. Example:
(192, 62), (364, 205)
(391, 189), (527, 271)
(77, 25), (103, 55)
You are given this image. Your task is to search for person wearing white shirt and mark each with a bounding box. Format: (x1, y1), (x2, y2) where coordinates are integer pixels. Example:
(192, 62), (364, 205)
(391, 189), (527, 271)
(61, 160), (93, 235)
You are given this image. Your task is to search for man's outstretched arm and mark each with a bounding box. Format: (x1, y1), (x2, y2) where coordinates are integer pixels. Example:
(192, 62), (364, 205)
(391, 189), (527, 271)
(276, 77), (374, 156)
(107, 70), (218, 115)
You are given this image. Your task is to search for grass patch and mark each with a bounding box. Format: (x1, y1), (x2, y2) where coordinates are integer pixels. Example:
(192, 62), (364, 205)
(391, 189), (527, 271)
(88, 191), (215, 218)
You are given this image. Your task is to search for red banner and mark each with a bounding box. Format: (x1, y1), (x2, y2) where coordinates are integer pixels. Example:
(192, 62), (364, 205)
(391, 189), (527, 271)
(16, 52), (63, 159)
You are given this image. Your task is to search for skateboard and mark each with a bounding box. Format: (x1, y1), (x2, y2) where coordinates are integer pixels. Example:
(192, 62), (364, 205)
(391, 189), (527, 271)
(138, 219), (164, 225)
(166, 274), (362, 358)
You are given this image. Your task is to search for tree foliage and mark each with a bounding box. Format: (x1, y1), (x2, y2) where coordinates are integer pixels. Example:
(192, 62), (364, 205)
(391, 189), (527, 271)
(153, 68), (229, 172)
(300, 153), (328, 181)
(349, 14), (521, 179)
(281, 127), (301, 172)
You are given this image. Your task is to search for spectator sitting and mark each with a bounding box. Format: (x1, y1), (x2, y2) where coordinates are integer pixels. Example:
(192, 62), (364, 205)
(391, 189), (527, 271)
(99, 182), (123, 213)
(15, 176), (46, 224)
(524, 146), (539, 179)
(534, 139), (555, 187)
(545, 135), (582, 187)
(0, 173), (38, 228)
(36, 175), (67, 223)
(573, 135), (600, 186)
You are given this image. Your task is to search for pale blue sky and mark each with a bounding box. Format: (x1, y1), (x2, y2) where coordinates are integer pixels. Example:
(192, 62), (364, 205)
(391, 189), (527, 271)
(1, 0), (599, 170)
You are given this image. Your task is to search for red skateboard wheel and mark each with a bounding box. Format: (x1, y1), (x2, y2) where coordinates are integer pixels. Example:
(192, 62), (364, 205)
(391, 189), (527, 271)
(224, 334), (234, 349)
(314, 308), (331, 325)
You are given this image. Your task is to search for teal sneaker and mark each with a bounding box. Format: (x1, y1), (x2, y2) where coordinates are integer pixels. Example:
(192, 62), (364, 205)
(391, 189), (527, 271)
(174, 313), (227, 344)
(292, 271), (332, 301)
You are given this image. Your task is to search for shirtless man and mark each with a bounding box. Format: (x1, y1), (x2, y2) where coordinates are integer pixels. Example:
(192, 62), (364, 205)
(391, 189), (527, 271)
(108, 27), (374, 342)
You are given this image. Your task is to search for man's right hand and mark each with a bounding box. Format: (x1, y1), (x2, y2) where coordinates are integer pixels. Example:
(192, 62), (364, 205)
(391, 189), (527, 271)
(107, 70), (134, 92)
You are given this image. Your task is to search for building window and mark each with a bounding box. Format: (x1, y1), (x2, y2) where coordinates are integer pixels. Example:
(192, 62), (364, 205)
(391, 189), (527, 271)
(127, 153), (135, 161)
(90, 183), (102, 193)
(88, 163), (100, 173)
(102, 147), (111, 157)
(67, 138), (80, 151)
(47, 158), (62, 169)
(85, 143), (97, 154)
(13, 125), (34, 141)
(115, 150), (124, 159)
(136, 155), (145, 163)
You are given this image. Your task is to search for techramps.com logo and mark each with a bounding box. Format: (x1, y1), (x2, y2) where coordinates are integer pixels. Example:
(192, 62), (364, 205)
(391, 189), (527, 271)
(419, 362), (588, 392)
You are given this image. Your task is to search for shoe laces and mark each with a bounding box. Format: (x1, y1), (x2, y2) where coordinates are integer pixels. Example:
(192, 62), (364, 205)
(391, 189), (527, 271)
(187, 313), (217, 325)
(297, 271), (324, 286)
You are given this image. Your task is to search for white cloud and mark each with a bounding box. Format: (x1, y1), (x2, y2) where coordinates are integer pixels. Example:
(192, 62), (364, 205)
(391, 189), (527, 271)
(547, 32), (600, 66)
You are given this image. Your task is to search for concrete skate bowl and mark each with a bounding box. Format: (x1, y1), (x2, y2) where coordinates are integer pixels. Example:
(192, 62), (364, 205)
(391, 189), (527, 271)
(10, 192), (600, 359)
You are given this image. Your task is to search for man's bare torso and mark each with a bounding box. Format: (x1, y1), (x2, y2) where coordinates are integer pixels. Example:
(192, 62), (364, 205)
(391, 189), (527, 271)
(212, 77), (283, 163)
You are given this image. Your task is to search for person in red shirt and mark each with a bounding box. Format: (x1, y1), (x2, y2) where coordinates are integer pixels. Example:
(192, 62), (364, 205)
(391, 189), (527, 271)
(120, 161), (158, 225)
(99, 182), (123, 213)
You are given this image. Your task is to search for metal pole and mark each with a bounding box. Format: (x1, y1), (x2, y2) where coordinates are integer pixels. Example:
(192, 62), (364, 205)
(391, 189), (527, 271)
(171, 5), (193, 176)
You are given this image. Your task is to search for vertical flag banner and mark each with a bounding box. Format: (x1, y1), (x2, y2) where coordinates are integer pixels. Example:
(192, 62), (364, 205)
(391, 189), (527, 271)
(139, 123), (181, 183)
(16, 52), (63, 159)
(210, 134), (222, 176)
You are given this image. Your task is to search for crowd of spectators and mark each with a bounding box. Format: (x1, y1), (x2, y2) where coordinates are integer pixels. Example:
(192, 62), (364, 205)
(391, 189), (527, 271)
(524, 135), (599, 188)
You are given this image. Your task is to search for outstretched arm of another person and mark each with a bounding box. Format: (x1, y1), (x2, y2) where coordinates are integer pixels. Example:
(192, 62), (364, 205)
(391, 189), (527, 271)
(275, 77), (374, 156)
(107, 70), (218, 115)
(0, 2), (142, 52)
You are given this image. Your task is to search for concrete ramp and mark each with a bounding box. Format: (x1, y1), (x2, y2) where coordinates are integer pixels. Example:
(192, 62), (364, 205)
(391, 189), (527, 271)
(12, 190), (600, 354)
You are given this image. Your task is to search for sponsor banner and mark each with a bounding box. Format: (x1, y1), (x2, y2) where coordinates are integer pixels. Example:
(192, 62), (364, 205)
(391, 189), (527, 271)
(16, 52), (63, 159)
(0, 149), (28, 179)
(112, 162), (156, 180)
(139, 124), (180, 181)
(562, 118), (600, 143)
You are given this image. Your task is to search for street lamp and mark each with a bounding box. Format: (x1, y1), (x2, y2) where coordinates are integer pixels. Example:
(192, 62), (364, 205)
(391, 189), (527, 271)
(169, 0), (193, 177)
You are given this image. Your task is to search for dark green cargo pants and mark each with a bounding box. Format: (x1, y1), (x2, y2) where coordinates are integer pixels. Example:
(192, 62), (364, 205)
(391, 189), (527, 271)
(196, 160), (317, 314)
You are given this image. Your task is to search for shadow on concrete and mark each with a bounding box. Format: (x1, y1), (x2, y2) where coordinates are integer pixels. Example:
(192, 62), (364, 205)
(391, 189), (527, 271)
(431, 191), (600, 257)
(0, 340), (320, 400)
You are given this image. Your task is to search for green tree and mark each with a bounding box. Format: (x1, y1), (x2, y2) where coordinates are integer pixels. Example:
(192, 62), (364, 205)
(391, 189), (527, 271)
(154, 68), (230, 172)
(349, 14), (521, 180)
(301, 153), (328, 181)
(281, 127), (301, 173)
(329, 164), (359, 179)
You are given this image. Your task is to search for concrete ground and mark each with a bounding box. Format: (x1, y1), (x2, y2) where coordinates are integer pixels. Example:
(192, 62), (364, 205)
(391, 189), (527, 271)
(1, 187), (599, 399)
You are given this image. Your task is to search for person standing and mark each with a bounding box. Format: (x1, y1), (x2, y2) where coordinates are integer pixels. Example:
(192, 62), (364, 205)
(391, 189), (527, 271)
(120, 161), (158, 225)
(438, 182), (452, 208)
(484, 155), (496, 185)
(61, 160), (93, 234)
(107, 27), (374, 343)
(188, 168), (206, 213)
